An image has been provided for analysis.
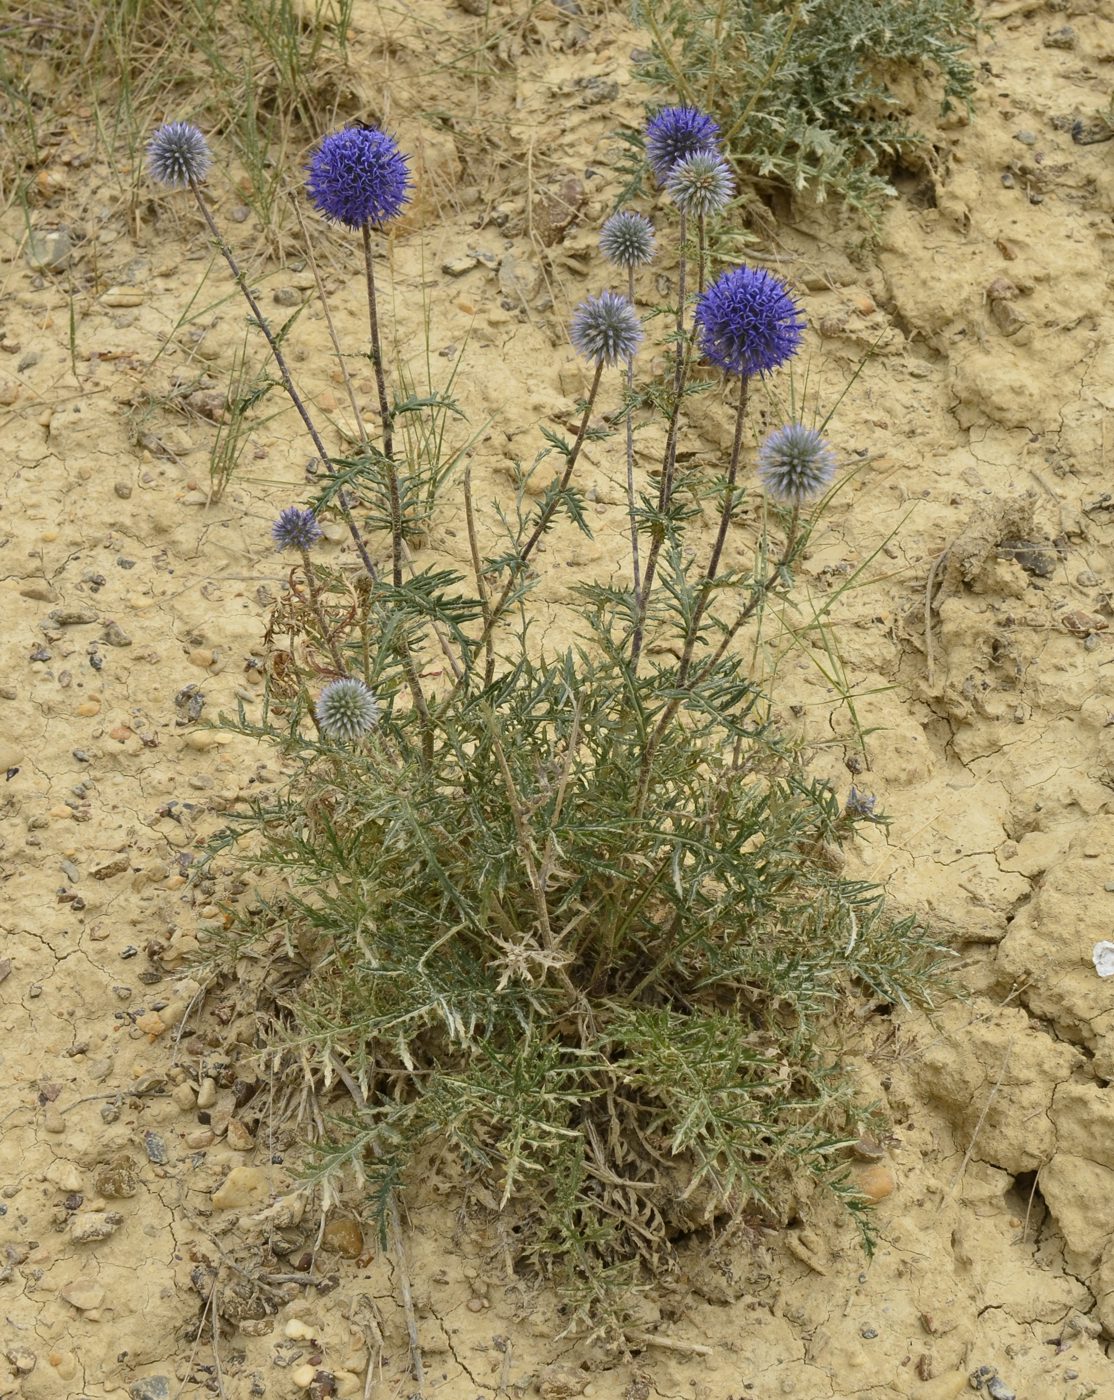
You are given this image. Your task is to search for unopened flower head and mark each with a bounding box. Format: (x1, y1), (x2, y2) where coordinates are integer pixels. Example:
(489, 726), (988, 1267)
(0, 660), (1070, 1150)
(665, 151), (735, 218)
(570, 291), (643, 367)
(306, 125), (413, 229)
(315, 678), (380, 742)
(844, 785), (877, 820)
(645, 105), (721, 180)
(599, 210), (656, 269)
(757, 422), (838, 504)
(147, 121), (212, 189)
(694, 265), (805, 378)
(272, 506), (323, 552)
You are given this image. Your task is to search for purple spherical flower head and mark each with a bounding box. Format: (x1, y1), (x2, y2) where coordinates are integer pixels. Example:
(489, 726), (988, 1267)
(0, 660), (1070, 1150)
(315, 677), (380, 742)
(694, 265), (805, 378)
(272, 506), (323, 552)
(665, 151), (734, 218)
(844, 786), (877, 819)
(570, 291), (643, 367)
(599, 210), (656, 269)
(644, 105), (720, 181)
(756, 422), (838, 504)
(147, 121), (212, 189)
(306, 125), (413, 229)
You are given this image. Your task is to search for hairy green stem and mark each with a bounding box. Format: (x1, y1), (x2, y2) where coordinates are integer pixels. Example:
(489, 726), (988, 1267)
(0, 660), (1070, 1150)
(624, 265), (642, 609)
(361, 221), (404, 589)
(460, 358), (604, 675)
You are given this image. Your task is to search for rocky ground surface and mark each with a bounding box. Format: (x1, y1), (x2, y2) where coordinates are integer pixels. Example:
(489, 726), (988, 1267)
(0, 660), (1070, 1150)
(2, 0), (1114, 1397)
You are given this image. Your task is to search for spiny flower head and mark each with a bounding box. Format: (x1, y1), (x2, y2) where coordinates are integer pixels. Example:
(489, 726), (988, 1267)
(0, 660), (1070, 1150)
(599, 210), (656, 269)
(644, 105), (720, 180)
(306, 125), (413, 229)
(272, 506), (323, 552)
(570, 291), (643, 366)
(664, 151), (735, 218)
(147, 121), (212, 189)
(695, 265), (805, 378)
(315, 678), (380, 742)
(844, 785), (877, 820)
(756, 422), (838, 504)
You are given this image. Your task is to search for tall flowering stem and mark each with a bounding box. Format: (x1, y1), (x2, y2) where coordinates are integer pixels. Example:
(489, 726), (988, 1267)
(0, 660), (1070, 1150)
(361, 221), (404, 588)
(185, 192), (380, 582)
(625, 262), (641, 605)
(477, 359), (605, 654)
(635, 264), (807, 813)
(600, 211), (656, 607)
(454, 279), (641, 685)
(143, 122), (378, 585)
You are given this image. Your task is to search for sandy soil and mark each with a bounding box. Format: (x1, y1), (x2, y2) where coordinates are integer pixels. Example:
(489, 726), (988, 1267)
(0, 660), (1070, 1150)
(2, 1), (1114, 1397)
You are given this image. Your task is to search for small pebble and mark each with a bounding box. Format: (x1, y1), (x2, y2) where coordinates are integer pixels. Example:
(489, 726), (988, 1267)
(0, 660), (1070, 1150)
(114, 481), (133, 499)
(196, 1076), (218, 1109)
(25, 229), (71, 270)
(144, 1130), (169, 1165)
(129, 1378), (172, 1400)
(1042, 25), (1076, 49)
(211, 1166), (268, 1211)
(225, 1118), (255, 1151)
(1014, 130), (1037, 146)
(61, 1279), (105, 1311)
(171, 1083), (196, 1112)
(43, 1107), (65, 1134)
(321, 1216), (364, 1259)
(70, 1210), (123, 1243)
(291, 1364), (318, 1388)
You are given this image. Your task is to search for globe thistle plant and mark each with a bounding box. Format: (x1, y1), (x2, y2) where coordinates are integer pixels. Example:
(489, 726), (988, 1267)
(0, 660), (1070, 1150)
(695, 266), (805, 378)
(306, 125), (413, 230)
(315, 677), (380, 742)
(599, 211), (656, 270)
(272, 506), (324, 552)
(756, 422), (838, 504)
(664, 151), (735, 218)
(644, 105), (721, 180)
(147, 121), (212, 189)
(570, 291), (643, 368)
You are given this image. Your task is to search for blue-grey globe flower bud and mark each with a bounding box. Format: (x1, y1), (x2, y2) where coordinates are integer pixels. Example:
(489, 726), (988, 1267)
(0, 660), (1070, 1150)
(570, 291), (643, 367)
(315, 678), (380, 742)
(147, 121), (213, 189)
(756, 423), (838, 504)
